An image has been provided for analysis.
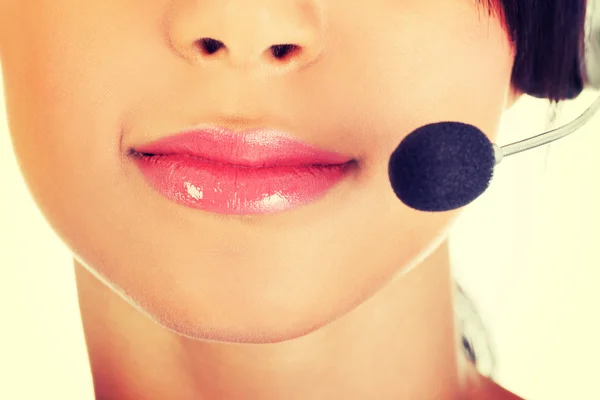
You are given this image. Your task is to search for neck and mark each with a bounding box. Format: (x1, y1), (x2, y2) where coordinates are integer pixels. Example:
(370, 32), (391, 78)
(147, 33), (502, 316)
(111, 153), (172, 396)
(76, 239), (467, 400)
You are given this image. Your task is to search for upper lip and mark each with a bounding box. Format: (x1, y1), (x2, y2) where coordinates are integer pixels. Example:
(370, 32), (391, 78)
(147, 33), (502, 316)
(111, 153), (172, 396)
(130, 126), (354, 167)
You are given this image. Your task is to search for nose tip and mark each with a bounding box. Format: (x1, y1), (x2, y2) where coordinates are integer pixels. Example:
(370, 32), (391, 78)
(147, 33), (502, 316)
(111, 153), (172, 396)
(166, 1), (326, 73)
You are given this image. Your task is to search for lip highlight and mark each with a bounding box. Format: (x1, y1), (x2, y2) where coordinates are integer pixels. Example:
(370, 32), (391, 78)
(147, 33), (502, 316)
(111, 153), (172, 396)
(130, 126), (356, 215)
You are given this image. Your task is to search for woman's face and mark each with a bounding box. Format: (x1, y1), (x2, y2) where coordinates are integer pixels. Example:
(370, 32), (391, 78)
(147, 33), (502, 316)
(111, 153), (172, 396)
(0, 0), (514, 342)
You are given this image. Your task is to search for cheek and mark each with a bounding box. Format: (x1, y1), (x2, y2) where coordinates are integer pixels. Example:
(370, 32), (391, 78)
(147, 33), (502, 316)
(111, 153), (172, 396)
(2, 1), (171, 158)
(1, 3), (169, 240)
(1, 10), (153, 295)
(305, 3), (515, 161)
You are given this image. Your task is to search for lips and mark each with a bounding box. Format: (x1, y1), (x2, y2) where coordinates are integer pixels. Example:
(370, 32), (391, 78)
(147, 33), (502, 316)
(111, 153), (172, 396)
(130, 126), (356, 215)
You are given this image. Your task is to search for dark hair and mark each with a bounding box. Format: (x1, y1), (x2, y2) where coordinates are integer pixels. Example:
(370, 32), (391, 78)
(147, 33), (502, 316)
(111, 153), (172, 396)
(478, 0), (589, 102)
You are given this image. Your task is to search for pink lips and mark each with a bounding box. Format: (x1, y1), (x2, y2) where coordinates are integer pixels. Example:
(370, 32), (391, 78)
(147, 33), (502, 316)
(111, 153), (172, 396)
(130, 126), (355, 214)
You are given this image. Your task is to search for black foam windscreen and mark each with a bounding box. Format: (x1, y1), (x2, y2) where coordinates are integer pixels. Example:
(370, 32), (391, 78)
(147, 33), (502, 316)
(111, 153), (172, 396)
(388, 122), (496, 212)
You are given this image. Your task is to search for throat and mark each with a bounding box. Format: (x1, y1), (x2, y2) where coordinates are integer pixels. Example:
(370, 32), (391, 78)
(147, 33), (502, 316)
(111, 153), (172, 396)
(77, 241), (466, 400)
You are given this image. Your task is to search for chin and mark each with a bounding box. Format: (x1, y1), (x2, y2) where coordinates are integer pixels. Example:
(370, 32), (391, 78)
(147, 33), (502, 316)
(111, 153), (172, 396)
(137, 299), (342, 344)
(112, 275), (370, 345)
(156, 315), (330, 344)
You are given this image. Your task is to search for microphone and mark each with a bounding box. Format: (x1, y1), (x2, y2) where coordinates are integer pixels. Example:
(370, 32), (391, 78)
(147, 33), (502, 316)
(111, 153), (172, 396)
(388, 95), (600, 212)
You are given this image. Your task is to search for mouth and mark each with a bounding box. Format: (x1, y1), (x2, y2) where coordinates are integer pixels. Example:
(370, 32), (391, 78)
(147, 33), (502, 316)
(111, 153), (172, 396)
(129, 126), (357, 215)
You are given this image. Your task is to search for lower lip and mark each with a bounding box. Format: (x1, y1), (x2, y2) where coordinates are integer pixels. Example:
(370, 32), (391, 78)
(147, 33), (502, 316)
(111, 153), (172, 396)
(132, 154), (355, 214)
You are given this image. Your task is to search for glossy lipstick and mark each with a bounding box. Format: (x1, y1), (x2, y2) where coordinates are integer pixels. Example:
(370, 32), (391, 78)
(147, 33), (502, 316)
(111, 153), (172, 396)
(130, 127), (355, 214)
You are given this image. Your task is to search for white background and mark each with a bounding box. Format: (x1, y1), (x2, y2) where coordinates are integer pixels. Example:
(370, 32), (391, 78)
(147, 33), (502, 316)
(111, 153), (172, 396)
(1, 69), (599, 399)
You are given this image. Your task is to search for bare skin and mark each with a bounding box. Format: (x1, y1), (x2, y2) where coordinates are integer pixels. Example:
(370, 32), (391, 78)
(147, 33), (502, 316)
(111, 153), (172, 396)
(1, 0), (525, 398)
(77, 239), (523, 400)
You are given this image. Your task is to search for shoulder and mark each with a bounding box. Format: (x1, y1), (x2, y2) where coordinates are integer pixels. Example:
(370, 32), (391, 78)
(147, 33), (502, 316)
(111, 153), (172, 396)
(461, 358), (524, 400)
(468, 376), (524, 400)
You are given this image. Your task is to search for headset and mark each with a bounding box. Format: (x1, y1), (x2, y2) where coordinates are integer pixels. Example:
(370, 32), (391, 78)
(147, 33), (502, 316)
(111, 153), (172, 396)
(388, 0), (600, 212)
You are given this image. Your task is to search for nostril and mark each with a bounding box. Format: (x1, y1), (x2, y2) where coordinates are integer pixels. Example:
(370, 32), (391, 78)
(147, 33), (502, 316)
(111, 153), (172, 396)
(191, 40), (304, 64)
(196, 38), (225, 55)
(270, 44), (301, 60)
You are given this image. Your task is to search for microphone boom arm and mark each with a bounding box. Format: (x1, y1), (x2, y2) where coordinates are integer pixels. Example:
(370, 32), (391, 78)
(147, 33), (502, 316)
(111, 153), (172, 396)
(494, 95), (600, 165)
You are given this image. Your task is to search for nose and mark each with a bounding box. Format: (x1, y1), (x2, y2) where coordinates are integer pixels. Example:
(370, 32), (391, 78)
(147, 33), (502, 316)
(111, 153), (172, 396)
(166, 0), (327, 73)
